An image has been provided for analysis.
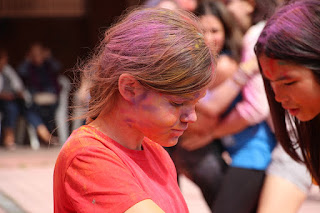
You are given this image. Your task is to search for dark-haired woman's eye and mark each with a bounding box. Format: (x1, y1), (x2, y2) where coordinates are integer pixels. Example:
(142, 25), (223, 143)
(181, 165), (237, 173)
(211, 29), (218, 33)
(284, 81), (296, 86)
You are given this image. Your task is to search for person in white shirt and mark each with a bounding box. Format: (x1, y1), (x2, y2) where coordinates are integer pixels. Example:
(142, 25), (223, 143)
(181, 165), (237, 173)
(0, 49), (25, 150)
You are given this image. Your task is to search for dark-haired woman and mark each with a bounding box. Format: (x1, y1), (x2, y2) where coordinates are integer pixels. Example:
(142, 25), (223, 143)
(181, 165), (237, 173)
(255, 0), (320, 212)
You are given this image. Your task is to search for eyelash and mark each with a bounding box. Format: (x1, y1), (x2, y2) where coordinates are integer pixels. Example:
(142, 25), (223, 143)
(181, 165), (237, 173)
(284, 81), (296, 86)
(170, 101), (184, 107)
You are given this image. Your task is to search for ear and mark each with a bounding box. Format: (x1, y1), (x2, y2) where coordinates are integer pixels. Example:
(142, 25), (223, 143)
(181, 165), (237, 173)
(118, 73), (144, 103)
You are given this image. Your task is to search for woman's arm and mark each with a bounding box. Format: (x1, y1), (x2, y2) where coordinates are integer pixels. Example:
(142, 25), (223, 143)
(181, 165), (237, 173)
(210, 109), (249, 139)
(198, 56), (258, 118)
(182, 72), (266, 151)
(211, 74), (270, 138)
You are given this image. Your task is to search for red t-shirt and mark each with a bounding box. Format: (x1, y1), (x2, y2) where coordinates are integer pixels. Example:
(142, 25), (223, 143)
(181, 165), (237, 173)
(54, 125), (188, 213)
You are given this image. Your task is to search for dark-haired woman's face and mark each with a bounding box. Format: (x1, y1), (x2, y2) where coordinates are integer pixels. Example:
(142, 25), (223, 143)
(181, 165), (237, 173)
(200, 14), (225, 54)
(227, 0), (254, 32)
(175, 0), (197, 11)
(259, 55), (320, 121)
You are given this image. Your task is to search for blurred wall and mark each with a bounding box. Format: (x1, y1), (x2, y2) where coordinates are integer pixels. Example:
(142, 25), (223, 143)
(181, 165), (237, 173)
(0, 17), (87, 75)
(0, 0), (141, 78)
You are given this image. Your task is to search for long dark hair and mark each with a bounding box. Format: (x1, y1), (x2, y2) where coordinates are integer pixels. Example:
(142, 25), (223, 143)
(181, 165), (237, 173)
(195, 0), (242, 62)
(255, 0), (320, 185)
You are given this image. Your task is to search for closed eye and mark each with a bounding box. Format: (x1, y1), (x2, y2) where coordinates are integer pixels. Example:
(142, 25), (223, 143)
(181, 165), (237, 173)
(284, 81), (296, 86)
(170, 101), (184, 107)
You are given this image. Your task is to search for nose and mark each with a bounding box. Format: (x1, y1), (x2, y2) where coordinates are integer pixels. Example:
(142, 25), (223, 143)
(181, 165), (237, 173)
(180, 107), (197, 123)
(271, 83), (288, 103)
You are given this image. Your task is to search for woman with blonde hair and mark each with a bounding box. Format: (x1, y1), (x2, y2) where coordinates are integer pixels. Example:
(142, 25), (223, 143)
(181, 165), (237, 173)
(54, 7), (214, 213)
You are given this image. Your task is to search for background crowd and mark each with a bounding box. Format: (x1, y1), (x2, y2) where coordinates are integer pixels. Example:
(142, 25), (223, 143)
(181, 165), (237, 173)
(0, 0), (318, 213)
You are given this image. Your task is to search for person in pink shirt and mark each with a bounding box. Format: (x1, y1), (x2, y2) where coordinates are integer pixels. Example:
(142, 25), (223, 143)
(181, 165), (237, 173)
(180, 0), (278, 212)
(53, 7), (214, 213)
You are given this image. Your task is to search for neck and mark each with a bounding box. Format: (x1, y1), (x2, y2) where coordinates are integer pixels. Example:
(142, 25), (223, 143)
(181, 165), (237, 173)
(89, 105), (144, 150)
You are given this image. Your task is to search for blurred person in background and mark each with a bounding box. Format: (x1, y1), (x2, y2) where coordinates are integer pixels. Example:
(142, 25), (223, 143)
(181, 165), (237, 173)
(71, 75), (91, 130)
(179, 0), (279, 212)
(144, 0), (178, 9)
(171, 0), (243, 209)
(157, 0), (179, 9)
(175, 0), (198, 11)
(0, 49), (25, 150)
(144, 0), (198, 12)
(18, 43), (61, 145)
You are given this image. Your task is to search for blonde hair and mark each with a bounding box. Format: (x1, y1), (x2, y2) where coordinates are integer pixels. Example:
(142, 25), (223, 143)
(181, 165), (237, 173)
(81, 7), (214, 119)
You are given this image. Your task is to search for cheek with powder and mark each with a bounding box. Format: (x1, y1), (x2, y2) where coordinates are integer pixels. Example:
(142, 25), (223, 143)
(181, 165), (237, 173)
(124, 118), (135, 128)
(141, 93), (180, 128)
(261, 57), (277, 80)
(119, 92), (149, 128)
(133, 90), (148, 105)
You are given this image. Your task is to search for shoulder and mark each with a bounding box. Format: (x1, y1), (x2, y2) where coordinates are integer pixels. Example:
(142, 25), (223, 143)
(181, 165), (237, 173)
(143, 138), (174, 165)
(244, 21), (266, 41)
(243, 22), (265, 44)
(143, 138), (168, 156)
(54, 128), (152, 213)
(60, 125), (120, 154)
(142, 138), (176, 173)
(3, 65), (16, 74)
(217, 55), (238, 72)
(56, 126), (124, 172)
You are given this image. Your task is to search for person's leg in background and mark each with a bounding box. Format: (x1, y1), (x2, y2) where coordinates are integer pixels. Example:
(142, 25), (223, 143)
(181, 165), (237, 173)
(173, 140), (228, 208)
(38, 103), (59, 134)
(213, 167), (265, 213)
(24, 104), (57, 144)
(0, 100), (20, 149)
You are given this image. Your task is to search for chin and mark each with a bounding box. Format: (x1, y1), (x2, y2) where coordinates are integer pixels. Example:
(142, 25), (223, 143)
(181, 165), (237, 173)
(296, 113), (318, 122)
(149, 135), (179, 147)
(160, 137), (179, 147)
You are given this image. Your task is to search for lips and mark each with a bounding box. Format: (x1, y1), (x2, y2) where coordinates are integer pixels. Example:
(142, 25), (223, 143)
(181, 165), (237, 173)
(173, 124), (188, 132)
(281, 103), (300, 116)
(286, 108), (300, 116)
(289, 108), (299, 116)
(171, 129), (187, 137)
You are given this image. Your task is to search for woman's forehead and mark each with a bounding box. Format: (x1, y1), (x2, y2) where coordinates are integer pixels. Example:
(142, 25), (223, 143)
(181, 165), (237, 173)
(259, 55), (285, 79)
